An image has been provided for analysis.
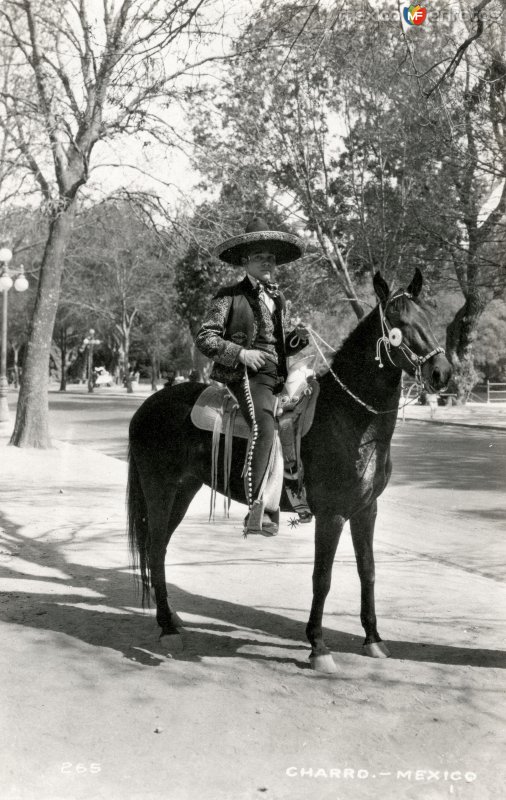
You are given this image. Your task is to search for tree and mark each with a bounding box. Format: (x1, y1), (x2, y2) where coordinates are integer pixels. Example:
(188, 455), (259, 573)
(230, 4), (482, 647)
(393, 0), (506, 399)
(473, 298), (506, 381)
(52, 303), (88, 391)
(61, 200), (175, 392)
(190, 0), (506, 400)
(190, 3), (461, 318)
(132, 313), (174, 390)
(0, 0), (227, 446)
(5, 289), (34, 387)
(0, 205), (46, 383)
(190, 2), (373, 319)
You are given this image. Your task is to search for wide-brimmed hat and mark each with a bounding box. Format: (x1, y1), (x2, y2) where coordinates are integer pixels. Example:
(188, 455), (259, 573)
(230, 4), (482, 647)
(214, 217), (305, 266)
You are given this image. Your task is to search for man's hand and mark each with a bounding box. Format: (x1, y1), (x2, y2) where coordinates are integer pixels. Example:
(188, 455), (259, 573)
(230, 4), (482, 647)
(293, 324), (310, 339)
(292, 317), (310, 341)
(287, 320), (310, 349)
(238, 349), (267, 371)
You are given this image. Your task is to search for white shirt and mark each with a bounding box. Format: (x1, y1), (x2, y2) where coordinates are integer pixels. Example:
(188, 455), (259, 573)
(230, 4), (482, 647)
(246, 273), (275, 314)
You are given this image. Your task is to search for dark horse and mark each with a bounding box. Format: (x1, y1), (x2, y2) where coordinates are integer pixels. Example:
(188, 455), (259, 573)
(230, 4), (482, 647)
(128, 269), (451, 672)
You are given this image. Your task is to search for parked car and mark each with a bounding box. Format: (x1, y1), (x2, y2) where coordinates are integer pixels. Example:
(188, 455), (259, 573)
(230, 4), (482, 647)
(93, 367), (113, 387)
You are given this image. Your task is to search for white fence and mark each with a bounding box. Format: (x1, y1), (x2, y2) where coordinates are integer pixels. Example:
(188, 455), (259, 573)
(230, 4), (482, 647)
(473, 381), (506, 403)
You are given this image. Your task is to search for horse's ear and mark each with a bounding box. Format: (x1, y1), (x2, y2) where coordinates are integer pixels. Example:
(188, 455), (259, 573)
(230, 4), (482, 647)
(407, 268), (423, 299)
(373, 271), (390, 304)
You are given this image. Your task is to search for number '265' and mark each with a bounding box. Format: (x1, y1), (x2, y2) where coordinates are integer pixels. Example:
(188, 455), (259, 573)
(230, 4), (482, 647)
(61, 763), (101, 774)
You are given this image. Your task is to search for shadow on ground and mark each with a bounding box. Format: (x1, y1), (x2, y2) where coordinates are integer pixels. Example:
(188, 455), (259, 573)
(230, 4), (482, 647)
(1, 507), (505, 673)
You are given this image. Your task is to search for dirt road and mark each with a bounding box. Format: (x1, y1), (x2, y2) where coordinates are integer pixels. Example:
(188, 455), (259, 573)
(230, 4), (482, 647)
(1, 423), (505, 800)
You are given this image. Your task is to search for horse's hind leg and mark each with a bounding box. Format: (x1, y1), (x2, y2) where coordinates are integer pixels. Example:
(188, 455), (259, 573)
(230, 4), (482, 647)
(149, 477), (202, 644)
(144, 483), (178, 637)
(350, 501), (390, 658)
(306, 510), (345, 673)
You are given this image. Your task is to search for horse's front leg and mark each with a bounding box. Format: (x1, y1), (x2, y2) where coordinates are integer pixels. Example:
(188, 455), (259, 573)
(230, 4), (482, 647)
(306, 510), (345, 673)
(350, 501), (390, 658)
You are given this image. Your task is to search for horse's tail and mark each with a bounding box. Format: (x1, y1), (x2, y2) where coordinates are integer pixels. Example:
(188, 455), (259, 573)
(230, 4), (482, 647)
(127, 444), (151, 607)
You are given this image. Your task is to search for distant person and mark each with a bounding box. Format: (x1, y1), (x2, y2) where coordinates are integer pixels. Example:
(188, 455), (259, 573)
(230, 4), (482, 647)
(427, 392), (438, 419)
(164, 370), (176, 387)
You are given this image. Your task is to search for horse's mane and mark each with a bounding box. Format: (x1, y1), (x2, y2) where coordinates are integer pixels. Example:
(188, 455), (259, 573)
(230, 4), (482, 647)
(329, 303), (379, 370)
(328, 291), (423, 372)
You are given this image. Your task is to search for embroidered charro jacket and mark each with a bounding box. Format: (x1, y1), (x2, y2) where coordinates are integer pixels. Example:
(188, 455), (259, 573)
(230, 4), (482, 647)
(195, 275), (308, 385)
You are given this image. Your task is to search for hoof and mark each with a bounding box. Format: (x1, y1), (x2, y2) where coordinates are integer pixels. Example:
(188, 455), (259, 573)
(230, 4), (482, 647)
(363, 641), (390, 658)
(160, 633), (184, 654)
(309, 653), (338, 674)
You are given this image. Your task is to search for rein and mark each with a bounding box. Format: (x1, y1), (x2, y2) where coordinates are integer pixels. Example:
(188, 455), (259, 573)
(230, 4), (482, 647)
(307, 293), (446, 417)
(309, 328), (390, 415)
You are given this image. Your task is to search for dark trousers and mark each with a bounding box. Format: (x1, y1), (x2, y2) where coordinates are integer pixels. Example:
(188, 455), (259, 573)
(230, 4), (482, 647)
(228, 361), (280, 504)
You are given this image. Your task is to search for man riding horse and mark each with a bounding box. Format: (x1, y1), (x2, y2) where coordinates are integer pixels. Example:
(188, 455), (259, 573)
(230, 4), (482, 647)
(195, 217), (311, 537)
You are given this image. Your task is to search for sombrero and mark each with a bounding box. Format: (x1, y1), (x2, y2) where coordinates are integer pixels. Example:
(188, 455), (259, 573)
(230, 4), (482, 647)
(214, 217), (305, 266)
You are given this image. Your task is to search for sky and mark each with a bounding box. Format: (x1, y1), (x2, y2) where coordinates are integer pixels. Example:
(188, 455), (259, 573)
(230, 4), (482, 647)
(81, 0), (495, 206)
(80, 0), (257, 210)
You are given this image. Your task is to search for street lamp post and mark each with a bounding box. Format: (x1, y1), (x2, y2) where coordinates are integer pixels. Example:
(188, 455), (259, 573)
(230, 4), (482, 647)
(83, 328), (101, 393)
(0, 248), (29, 424)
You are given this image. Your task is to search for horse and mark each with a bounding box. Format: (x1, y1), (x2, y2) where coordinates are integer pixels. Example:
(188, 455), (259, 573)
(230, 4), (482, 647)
(127, 269), (451, 672)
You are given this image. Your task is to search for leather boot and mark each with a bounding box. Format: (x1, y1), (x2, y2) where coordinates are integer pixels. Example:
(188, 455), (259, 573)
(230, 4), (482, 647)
(243, 500), (279, 536)
(285, 483), (313, 523)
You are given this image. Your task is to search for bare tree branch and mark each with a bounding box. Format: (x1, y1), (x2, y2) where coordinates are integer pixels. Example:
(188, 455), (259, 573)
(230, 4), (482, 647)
(425, 0), (494, 98)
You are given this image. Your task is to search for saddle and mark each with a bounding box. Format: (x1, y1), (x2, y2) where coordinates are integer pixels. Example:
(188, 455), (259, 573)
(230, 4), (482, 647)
(190, 369), (319, 519)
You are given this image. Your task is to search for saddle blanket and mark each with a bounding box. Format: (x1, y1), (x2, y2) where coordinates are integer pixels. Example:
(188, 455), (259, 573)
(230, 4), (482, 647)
(190, 381), (319, 441)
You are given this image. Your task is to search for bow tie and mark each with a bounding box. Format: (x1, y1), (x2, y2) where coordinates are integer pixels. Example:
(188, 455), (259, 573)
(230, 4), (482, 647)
(257, 280), (279, 298)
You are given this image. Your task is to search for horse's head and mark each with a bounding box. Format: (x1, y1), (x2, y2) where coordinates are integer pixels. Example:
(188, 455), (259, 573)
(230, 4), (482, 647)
(373, 269), (451, 393)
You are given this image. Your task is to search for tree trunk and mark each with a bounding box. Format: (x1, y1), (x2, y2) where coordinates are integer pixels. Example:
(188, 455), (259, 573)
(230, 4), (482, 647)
(10, 202), (77, 447)
(149, 348), (159, 391)
(118, 332), (133, 393)
(314, 225), (365, 320)
(50, 343), (62, 384)
(446, 293), (485, 403)
(59, 329), (67, 392)
(110, 345), (121, 385)
(12, 345), (20, 388)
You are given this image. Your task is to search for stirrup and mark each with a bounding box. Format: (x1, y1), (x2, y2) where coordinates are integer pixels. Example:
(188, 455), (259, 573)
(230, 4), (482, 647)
(285, 484), (313, 523)
(283, 463), (299, 481)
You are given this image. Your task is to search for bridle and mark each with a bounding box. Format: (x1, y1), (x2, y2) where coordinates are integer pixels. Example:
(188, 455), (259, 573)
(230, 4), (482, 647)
(307, 291), (446, 416)
(376, 292), (445, 386)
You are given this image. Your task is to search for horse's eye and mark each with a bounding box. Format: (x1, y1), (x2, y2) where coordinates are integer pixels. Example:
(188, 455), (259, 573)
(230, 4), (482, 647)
(388, 328), (403, 347)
